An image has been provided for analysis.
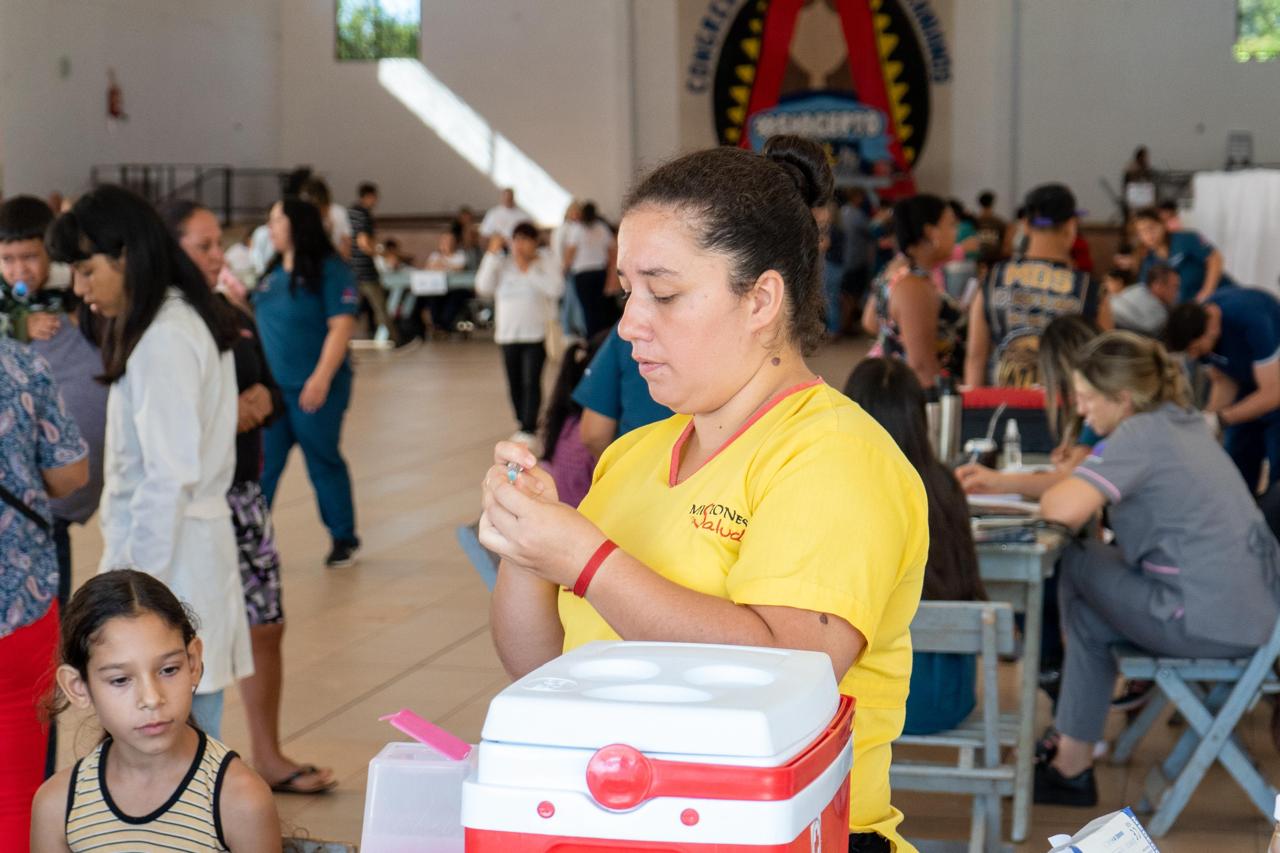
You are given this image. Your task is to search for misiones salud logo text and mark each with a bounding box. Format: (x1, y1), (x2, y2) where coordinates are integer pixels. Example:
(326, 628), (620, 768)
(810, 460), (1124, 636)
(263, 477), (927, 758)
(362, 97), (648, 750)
(689, 502), (750, 541)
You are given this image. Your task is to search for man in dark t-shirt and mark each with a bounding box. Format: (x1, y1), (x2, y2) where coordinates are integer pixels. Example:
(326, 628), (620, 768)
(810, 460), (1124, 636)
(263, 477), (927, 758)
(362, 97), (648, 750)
(1166, 288), (1280, 491)
(348, 181), (396, 344)
(965, 183), (1109, 388)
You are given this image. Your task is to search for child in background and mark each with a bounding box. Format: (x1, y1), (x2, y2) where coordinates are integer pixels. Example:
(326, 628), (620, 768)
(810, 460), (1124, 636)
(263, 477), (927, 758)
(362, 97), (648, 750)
(30, 570), (280, 852)
(540, 332), (607, 508)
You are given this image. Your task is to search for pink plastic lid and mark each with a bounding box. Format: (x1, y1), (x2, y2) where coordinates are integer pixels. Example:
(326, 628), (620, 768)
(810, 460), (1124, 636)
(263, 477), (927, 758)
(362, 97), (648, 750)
(379, 709), (472, 761)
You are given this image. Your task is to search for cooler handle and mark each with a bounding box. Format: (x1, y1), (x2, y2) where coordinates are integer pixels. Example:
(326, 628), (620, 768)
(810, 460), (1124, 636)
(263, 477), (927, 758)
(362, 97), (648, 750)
(585, 694), (854, 811)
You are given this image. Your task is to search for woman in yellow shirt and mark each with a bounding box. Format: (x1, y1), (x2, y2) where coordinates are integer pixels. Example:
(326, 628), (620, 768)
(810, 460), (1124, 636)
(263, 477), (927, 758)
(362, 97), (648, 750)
(480, 136), (928, 853)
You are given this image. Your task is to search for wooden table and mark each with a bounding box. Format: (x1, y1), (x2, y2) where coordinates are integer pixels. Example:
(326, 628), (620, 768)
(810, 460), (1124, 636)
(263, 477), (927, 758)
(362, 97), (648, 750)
(975, 531), (1066, 844)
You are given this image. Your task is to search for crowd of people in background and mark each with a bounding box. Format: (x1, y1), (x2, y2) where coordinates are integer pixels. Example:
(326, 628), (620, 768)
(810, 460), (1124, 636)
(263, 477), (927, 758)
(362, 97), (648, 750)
(5, 135), (1280, 849)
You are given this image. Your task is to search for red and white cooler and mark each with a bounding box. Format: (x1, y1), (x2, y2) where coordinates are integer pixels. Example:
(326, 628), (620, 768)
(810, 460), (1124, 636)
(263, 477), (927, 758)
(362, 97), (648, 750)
(462, 641), (855, 851)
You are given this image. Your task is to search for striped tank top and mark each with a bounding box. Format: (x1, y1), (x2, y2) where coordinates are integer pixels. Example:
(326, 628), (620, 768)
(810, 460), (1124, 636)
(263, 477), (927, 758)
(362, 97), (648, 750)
(66, 728), (237, 851)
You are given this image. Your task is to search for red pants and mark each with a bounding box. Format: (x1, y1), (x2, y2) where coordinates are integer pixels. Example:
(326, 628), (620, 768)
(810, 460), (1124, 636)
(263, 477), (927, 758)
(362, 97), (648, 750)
(0, 604), (58, 852)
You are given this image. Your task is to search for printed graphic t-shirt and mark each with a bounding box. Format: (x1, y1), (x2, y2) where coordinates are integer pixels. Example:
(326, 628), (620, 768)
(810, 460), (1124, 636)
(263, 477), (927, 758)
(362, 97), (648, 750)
(983, 258), (1098, 387)
(565, 380), (928, 842)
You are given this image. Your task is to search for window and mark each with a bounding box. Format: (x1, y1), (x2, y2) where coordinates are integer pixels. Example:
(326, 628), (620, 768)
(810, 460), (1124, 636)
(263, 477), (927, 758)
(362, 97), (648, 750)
(1236, 0), (1280, 62)
(336, 0), (421, 62)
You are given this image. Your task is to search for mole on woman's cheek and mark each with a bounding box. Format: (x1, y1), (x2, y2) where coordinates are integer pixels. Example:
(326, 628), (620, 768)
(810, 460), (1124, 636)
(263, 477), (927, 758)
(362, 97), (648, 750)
(819, 613), (829, 625)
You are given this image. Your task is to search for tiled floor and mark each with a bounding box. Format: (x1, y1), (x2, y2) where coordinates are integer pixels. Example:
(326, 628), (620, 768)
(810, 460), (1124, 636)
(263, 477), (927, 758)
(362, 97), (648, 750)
(57, 337), (1278, 850)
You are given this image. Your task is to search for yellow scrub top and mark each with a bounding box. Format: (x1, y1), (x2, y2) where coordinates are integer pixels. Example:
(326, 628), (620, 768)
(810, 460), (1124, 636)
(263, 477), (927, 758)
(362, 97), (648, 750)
(563, 380), (928, 850)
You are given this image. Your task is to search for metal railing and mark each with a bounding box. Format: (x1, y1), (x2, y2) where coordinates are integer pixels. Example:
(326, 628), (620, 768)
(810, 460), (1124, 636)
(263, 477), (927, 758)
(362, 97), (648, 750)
(89, 163), (292, 224)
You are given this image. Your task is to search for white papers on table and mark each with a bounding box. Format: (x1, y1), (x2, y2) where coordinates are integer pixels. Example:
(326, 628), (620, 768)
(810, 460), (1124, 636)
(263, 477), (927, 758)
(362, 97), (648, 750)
(410, 270), (449, 296)
(968, 494), (1041, 515)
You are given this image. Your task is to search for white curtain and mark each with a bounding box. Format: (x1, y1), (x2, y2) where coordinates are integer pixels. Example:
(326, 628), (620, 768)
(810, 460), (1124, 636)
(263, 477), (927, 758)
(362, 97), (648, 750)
(1188, 170), (1280, 298)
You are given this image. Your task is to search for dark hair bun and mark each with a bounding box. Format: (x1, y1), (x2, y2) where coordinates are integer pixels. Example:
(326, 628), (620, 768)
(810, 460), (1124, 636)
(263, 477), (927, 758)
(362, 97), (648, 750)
(763, 135), (834, 208)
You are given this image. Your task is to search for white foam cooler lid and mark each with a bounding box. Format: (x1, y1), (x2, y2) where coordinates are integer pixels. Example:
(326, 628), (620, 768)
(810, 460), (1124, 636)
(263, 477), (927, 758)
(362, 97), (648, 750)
(480, 641), (839, 761)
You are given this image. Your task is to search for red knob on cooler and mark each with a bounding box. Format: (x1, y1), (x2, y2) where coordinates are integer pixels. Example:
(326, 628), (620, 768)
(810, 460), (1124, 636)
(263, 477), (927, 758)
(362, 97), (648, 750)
(586, 744), (653, 810)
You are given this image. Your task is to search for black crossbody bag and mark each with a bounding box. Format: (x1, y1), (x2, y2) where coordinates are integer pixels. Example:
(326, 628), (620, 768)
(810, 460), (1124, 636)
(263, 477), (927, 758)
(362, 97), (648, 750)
(0, 481), (52, 536)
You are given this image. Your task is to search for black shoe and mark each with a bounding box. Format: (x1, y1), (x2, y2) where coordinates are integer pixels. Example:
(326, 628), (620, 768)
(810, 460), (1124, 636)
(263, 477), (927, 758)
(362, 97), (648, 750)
(326, 538), (360, 568)
(1111, 679), (1154, 713)
(1034, 762), (1098, 807)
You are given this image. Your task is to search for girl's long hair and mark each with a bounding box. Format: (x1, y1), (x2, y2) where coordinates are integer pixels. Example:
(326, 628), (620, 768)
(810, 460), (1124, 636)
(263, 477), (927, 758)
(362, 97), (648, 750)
(845, 358), (985, 601)
(541, 329), (610, 462)
(263, 198), (338, 295)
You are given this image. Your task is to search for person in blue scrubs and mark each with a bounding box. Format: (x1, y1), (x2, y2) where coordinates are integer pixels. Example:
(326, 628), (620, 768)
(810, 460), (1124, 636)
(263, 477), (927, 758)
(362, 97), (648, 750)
(1134, 207), (1234, 305)
(1166, 287), (1280, 492)
(254, 199), (361, 567)
(571, 324), (673, 459)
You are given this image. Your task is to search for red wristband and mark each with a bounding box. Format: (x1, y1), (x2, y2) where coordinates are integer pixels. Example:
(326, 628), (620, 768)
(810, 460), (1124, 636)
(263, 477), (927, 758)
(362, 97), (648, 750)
(573, 539), (617, 598)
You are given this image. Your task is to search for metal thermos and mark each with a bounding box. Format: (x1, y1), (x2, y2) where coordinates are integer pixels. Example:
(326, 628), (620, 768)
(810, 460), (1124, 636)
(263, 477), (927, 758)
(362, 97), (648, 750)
(936, 375), (962, 465)
(924, 387), (941, 457)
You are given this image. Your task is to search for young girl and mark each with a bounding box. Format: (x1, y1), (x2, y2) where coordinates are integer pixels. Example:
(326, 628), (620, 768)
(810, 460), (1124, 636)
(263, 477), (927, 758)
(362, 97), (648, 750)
(30, 570), (280, 851)
(845, 357), (986, 735)
(475, 222), (564, 446)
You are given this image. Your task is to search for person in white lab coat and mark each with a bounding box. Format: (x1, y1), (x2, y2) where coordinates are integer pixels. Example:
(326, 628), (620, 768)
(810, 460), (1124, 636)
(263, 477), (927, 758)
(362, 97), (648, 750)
(47, 185), (250, 739)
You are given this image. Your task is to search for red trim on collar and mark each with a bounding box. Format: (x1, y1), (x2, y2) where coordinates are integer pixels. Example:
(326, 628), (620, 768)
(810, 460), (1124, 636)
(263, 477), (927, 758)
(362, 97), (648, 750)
(667, 378), (823, 487)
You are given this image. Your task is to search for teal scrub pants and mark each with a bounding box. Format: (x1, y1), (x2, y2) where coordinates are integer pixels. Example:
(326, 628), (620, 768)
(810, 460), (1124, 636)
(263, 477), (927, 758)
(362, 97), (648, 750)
(261, 370), (357, 543)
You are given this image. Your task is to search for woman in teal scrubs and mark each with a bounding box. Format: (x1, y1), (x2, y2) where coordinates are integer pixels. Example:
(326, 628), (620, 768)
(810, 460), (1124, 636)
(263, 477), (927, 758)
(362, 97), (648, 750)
(254, 199), (361, 567)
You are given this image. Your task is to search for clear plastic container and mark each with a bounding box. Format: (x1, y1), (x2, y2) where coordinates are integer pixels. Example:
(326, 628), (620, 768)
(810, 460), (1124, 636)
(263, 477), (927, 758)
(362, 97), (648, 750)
(360, 741), (473, 853)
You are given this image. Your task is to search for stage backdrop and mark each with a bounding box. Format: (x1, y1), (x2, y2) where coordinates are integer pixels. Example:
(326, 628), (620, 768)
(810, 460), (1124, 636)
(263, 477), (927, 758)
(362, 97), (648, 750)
(678, 0), (954, 201)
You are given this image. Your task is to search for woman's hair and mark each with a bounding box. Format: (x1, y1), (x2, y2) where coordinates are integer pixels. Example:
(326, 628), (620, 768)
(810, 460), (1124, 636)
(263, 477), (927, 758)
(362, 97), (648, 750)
(581, 201), (599, 226)
(156, 198), (207, 239)
(1039, 315), (1100, 443)
(948, 198), (974, 226)
(1104, 267), (1134, 287)
(264, 198), (337, 294)
(893, 194), (948, 254)
(844, 358), (985, 602)
(49, 569), (200, 720)
(46, 185), (238, 383)
(299, 177), (332, 208)
(512, 221), (539, 243)
(1133, 206), (1164, 226)
(540, 329), (610, 462)
(622, 135), (833, 355)
(1076, 331), (1190, 413)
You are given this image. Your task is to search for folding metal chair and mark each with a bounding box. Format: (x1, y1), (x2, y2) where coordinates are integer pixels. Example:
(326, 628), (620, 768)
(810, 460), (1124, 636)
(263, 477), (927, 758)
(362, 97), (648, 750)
(1109, 613), (1280, 837)
(892, 601), (1017, 853)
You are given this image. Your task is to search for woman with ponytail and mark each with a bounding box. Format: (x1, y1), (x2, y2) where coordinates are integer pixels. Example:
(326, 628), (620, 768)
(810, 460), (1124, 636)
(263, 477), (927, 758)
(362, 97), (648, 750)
(1035, 331), (1280, 807)
(478, 137), (928, 852)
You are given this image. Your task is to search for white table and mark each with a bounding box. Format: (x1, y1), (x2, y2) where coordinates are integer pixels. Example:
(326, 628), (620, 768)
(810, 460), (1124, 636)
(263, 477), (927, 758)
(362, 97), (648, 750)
(1189, 169), (1280, 296)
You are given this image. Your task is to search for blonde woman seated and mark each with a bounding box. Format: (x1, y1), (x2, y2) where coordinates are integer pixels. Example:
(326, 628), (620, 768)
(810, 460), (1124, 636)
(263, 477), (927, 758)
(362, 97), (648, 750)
(1033, 331), (1280, 806)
